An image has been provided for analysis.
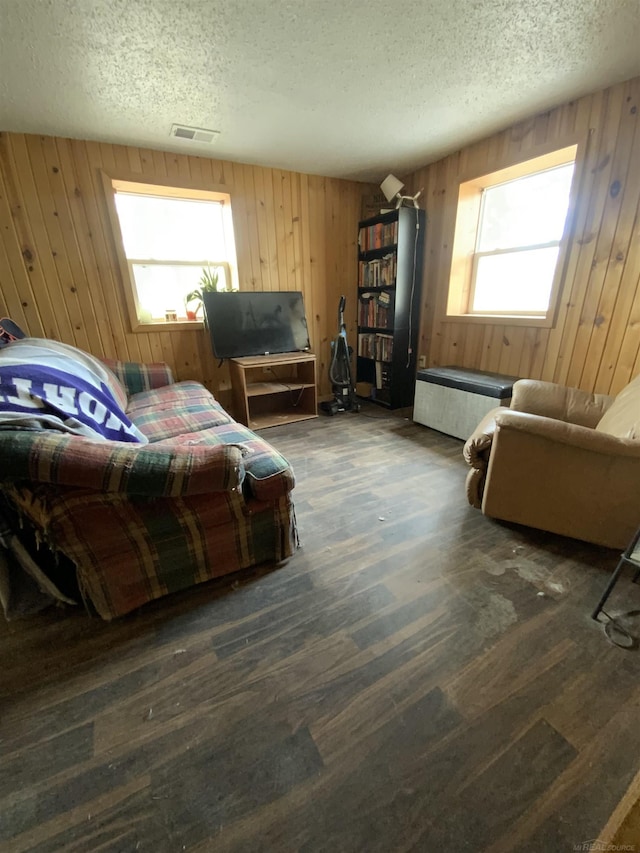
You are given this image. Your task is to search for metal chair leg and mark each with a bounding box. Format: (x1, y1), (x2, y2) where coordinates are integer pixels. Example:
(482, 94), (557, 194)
(592, 556), (629, 620)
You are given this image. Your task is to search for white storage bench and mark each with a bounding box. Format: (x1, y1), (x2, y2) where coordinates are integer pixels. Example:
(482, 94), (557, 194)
(413, 366), (517, 440)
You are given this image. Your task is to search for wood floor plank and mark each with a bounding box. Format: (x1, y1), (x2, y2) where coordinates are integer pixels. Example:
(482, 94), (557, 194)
(411, 718), (577, 850)
(0, 723), (94, 800)
(1, 640), (214, 753)
(211, 686), (464, 853)
(7, 776), (151, 853)
(1, 405), (639, 851)
(210, 580), (395, 660)
(487, 699), (640, 852)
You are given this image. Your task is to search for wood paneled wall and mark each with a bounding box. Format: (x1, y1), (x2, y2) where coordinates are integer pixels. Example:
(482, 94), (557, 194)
(4, 74), (639, 406)
(0, 133), (367, 405)
(410, 74), (640, 396)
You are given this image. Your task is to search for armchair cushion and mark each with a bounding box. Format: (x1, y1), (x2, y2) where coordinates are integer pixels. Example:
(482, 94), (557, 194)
(596, 373), (640, 439)
(510, 378), (613, 427)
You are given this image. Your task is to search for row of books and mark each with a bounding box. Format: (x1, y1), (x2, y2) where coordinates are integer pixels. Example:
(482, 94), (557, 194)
(358, 220), (398, 252)
(357, 332), (394, 363)
(358, 293), (393, 329)
(358, 254), (397, 287)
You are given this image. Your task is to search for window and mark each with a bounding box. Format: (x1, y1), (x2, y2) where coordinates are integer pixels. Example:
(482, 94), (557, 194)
(105, 178), (239, 327)
(447, 145), (578, 324)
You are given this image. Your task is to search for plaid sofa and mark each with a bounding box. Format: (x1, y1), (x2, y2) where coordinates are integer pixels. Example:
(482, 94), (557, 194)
(1, 358), (298, 620)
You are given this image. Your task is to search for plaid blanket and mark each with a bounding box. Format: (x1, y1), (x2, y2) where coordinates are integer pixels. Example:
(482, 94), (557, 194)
(102, 358), (175, 396)
(0, 355), (297, 619)
(9, 485), (296, 620)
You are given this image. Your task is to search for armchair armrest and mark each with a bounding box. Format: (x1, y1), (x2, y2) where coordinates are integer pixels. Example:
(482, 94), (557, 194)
(463, 407), (502, 507)
(101, 358), (174, 396)
(510, 379), (613, 428)
(0, 432), (244, 497)
(464, 409), (500, 464)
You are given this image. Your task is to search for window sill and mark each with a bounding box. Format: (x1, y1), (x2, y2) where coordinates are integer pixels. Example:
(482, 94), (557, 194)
(132, 320), (205, 332)
(443, 312), (553, 328)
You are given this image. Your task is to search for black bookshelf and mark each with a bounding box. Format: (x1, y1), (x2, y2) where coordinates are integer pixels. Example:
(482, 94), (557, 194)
(356, 207), (425, 408)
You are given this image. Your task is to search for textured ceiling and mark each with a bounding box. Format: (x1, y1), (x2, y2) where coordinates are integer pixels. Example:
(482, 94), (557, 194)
(1, 0), (640, 182)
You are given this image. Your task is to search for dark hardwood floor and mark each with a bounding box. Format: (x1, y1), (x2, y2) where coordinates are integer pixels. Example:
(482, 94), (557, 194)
(2, 405), (639, 852)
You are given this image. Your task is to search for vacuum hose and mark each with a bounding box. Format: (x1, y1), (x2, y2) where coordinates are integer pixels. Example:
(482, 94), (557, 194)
(329, 334), (351, 386)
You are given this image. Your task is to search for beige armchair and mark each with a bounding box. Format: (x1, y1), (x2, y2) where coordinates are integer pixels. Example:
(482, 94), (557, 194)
(463, 376), (640, 549)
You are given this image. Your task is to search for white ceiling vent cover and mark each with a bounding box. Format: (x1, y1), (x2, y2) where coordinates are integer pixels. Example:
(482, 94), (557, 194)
(170, 124), (220, 144)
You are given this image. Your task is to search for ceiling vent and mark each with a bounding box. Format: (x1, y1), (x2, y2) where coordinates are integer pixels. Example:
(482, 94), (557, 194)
(170, 124), (220, 144)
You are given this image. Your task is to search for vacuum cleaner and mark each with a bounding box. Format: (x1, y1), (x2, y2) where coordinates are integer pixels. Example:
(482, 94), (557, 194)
(321, 296), (360, 415)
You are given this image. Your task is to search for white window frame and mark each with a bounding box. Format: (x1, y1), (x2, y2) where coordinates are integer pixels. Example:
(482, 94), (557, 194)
(444, 143), (580, 327)
(469, 243), (562, 318)
(101, 173), (238, 331)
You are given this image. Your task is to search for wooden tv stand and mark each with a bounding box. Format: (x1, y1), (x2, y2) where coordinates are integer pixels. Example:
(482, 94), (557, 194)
(229, 352), (318, 429)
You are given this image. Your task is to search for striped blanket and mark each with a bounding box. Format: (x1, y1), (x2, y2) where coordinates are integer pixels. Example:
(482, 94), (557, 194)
(0, 339), (147, 443)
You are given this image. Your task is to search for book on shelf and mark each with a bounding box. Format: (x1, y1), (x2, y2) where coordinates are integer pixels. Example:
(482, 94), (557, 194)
(358, 253), (397, 287)
(358, 221), (398, 252)
(358, 331), (393, 362)
(357, 332), (377, 359)
(358, 292), (393, 329)
(375, 333), (394, 362)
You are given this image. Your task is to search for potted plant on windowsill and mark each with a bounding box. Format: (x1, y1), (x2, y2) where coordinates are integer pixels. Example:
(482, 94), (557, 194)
(185, 266), (219, 320)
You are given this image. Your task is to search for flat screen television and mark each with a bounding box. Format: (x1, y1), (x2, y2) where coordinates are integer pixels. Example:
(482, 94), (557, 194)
(202, 290), (311, 359)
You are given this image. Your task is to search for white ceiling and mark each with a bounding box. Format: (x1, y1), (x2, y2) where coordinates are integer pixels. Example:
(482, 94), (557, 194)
(1, 0), (639, 182)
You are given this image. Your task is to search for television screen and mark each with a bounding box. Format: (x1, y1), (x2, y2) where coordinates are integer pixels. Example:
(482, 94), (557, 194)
(202, 291), (311, 359)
